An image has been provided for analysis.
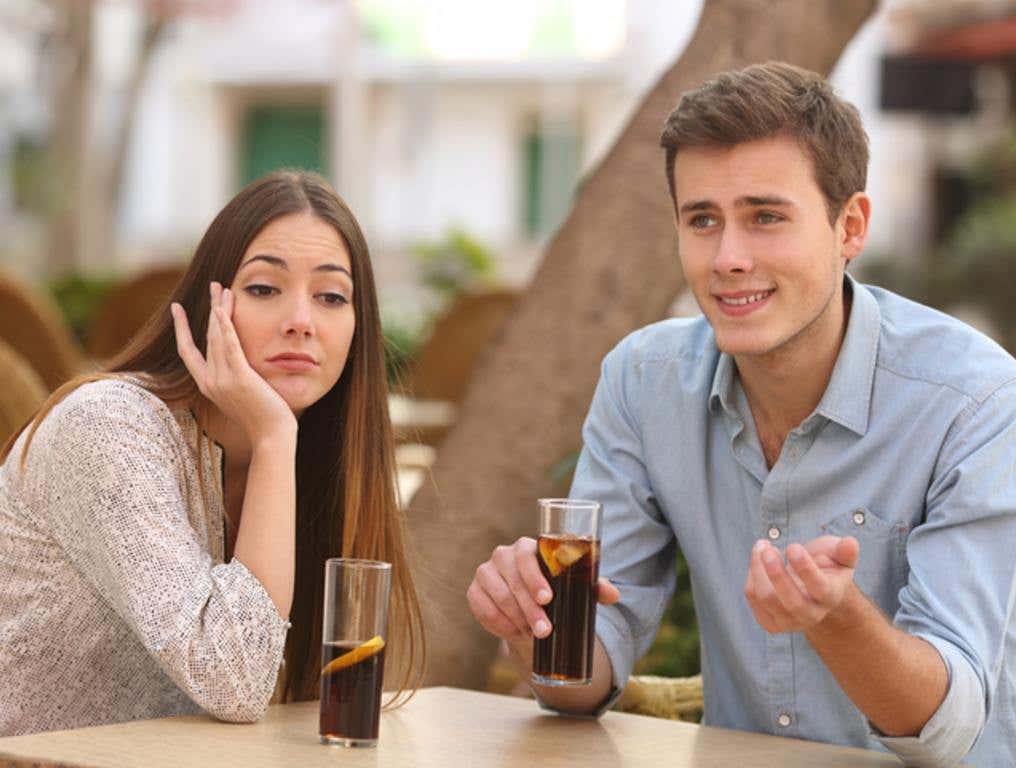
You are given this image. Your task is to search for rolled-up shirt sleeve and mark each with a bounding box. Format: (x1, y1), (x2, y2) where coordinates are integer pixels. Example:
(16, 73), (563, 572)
(22, 387), (289, 723)
(553, 337), (678, 714)
(877, 381), (1016, 766)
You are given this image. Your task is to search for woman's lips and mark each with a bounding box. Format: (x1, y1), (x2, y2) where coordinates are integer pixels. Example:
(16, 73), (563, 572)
(267, 354), (318, 372)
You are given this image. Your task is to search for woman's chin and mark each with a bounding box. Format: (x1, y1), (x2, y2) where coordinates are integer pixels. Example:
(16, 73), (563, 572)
(268, 375), (324, 413)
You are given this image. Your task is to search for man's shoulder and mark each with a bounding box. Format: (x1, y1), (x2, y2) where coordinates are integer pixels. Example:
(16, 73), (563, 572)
(870, 285), (1016, 404)
(610, 315), (717, 368)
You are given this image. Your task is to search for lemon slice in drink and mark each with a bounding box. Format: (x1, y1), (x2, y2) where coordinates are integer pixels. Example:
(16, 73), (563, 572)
(321, 635), (385, 677)
(556, 542), (585, 569)
(539, 539), (587, 577)
(539, 538), (564, 577)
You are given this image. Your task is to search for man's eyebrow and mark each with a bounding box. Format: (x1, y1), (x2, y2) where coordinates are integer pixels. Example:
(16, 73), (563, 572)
(238, 254), (352, 278)
(677, 195), (795, 216)
(677, 199), (715, 216)
(739, 195), (794, 208)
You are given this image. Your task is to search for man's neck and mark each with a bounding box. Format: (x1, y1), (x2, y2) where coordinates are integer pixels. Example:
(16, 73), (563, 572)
(735, 289), (852, 461)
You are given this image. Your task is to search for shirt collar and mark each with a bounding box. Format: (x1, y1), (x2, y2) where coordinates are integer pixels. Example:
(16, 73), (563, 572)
(707, 274), (881, 436)
(814, 274), (880, 436)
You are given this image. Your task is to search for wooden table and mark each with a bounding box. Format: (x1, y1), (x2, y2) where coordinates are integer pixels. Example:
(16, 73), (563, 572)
(0, 687), (905, 767)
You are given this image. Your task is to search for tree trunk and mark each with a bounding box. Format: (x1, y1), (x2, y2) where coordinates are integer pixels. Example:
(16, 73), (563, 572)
(407, 0), (880, 690)
(44, 0), (91, 273)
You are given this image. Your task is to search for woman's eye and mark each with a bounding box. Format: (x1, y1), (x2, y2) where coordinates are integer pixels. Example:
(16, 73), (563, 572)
(318, 292), (349, 306)
(244, 284), (277, 297)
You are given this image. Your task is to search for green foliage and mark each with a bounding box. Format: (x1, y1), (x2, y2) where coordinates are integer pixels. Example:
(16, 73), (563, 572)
(635, 550), (701, 678)
(382, 312), (427, 388)
(47, 272), (117, 345)
(863, 131), (1016, 354)
(412, 228), (496, 301)
(934, 193), (1016, 352)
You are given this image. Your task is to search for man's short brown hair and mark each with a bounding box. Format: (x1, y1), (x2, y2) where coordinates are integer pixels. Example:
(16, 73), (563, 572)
(660, 61), (869, 224)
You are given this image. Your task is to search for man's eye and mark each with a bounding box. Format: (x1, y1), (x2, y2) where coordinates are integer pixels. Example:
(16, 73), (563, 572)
(318, 292), (349, 306)
(690, 214), (717, 229)
(244, 284), (277, 297)
(757, 212), (783, 225)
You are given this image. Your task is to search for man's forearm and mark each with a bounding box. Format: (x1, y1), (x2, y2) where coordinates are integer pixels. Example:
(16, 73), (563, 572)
(805, 584), (948, 736)
(507, 636), (615, 715)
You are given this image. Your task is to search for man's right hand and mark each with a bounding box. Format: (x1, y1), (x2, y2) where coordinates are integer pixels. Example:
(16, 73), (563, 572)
(466, 536), (620, 650)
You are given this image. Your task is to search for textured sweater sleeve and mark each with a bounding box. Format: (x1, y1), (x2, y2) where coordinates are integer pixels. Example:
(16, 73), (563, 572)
(19, 381), (289, 722)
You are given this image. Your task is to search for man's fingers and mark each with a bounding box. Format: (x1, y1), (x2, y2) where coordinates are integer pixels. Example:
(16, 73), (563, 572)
(514, 538), (552, 606)
(762, 546), (818, 619)
(491, 546), (549, 637)
(834, 536), (860, 568)
(748, 543), (794, 627)
(596, 578), (620, 605)
(467, 582), (523, 641)
(786, 543), (832, 603)
(474, 562), (531, 637)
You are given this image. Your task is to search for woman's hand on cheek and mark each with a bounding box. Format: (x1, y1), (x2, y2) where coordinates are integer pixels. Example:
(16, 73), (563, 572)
(171, 282), (297, 444)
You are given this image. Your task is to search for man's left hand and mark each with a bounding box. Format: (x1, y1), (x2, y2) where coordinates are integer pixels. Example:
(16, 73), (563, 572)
(743, 535), (860, 634)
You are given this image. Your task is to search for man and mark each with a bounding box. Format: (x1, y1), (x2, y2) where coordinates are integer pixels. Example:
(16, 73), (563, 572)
(467, 62), (1016, 766)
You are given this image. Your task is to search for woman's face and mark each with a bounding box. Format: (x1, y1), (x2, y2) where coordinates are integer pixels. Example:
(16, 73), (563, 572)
(229, 211), (356, 415)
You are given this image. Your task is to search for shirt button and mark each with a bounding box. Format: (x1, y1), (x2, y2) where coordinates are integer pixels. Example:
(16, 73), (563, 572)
(777, 713), (792, 727)
(853, 510), (866, 525)
(767, 526), (781, 540)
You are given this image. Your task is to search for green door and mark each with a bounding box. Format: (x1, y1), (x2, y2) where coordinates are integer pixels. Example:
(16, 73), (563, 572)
(240, 105), (327, 187)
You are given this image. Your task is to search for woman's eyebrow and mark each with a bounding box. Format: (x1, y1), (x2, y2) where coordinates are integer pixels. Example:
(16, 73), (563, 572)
(238, 254), (352, 279)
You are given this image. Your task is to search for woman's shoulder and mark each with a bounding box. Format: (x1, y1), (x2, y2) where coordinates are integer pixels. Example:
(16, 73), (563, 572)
(45, 375), (182, 445)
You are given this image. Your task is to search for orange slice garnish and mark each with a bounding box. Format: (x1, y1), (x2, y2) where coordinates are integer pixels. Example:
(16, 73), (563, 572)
(539, 538), (563, 577)
(321, 635), (385, 677)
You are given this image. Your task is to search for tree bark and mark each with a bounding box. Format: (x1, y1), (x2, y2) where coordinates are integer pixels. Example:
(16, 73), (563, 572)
(44, 0), (91, 273)
(407, 0), (880, 690)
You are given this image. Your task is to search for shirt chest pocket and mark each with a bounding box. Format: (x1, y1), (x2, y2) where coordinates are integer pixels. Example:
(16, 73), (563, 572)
(820, 506), (909, 612)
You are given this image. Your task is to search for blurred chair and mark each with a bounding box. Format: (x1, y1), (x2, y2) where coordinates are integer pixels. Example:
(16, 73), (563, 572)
(396, 289), (517, 445)
(615, 674), (704, 723)
(86, 265), (186, 360)
(403, 289), (517, 402)
(0, 270), (88, 391)
(0, 338), (48, 447)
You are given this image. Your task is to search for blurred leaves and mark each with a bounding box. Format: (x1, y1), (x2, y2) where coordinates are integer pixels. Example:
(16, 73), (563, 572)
(865, 130), (1016, 353)
(48, 272), (116, 345)
(635, 551), (700, 678)
(412, 228), (496, 301)
(382, 312), (427, 388)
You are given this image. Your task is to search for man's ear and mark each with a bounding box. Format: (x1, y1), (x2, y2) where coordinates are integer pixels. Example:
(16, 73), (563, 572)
(839, 192), (871, 265)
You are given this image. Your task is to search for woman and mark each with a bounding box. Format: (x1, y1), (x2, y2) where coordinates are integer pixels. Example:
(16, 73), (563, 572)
(0, 170), (424, 735)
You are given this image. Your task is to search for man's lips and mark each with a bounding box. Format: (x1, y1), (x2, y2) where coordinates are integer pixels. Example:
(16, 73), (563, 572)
(713, 288), (775, 316)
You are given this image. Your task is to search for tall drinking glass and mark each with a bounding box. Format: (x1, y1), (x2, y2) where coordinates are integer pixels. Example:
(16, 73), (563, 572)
(319, 558), (390, 747)
(532, 498), (602, 686)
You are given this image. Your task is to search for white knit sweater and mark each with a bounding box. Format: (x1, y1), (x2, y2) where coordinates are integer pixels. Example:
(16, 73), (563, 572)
(0, 377), (289, 735)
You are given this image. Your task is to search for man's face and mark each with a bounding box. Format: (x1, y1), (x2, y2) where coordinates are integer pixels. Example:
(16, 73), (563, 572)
(673, 135), (865, 360)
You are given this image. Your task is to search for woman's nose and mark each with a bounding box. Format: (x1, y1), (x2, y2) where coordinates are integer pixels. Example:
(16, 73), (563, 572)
(281, 298), (314, 337)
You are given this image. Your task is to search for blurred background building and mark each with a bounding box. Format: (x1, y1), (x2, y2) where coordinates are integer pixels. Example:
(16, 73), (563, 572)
(0, 0), (1013, 330)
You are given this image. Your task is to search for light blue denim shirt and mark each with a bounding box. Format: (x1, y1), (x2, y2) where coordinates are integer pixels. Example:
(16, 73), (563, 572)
(568, 276), (1016, 767)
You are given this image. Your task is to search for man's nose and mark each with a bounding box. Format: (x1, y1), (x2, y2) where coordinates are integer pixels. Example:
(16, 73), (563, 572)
(713, 227), (754, 274)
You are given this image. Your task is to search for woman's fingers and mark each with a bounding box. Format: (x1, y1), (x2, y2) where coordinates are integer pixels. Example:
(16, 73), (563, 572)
(170, 302), (207, 390)
(215, 291), (248, 370)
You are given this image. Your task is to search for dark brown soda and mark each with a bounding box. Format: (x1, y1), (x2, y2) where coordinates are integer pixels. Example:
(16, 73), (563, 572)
(319, 642), (386, 743)
(533, 535), (599, 682)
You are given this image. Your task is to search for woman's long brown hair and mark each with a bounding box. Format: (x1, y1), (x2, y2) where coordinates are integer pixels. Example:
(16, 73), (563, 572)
(2, 170), (424, 704)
